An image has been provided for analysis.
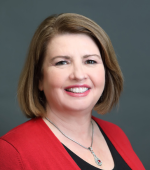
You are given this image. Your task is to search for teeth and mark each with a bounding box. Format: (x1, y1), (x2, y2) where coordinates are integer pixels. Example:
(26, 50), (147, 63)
(67, 87), (89, 93)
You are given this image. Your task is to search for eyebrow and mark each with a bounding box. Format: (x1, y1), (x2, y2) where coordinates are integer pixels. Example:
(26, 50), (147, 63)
(50, 54), (101, 62)
(83, 54), (101, 59)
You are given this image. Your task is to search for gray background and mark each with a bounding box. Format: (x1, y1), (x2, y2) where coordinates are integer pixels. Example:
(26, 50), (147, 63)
(0, 0), (149, 169)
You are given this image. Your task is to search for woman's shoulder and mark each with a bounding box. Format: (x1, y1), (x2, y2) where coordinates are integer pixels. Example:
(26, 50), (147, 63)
(92, 116), (145, 170)
(0, 118), (42, 170)
(0, 117), (44, 146)
(92, 116), (124, 131)
(92, 116), (131, 144)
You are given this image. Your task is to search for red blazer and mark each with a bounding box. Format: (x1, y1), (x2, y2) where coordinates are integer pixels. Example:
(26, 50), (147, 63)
(0, 116), (145, 170)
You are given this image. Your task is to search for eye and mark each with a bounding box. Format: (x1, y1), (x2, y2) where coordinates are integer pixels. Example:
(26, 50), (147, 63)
(55, 61), (68, 65)
(85, 60), (97, 64)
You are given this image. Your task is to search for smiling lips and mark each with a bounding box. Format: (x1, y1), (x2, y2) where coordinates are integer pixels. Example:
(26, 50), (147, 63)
(66, 87), (89, 93)
(65, 85), (91, 97)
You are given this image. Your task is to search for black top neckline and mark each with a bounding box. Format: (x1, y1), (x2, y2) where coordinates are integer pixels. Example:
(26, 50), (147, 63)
(62, 121), (131, 170)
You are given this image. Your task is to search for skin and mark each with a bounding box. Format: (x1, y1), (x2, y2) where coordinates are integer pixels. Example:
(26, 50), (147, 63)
(39, 33), (114, 169)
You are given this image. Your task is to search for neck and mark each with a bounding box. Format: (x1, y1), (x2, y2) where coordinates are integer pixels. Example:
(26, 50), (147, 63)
(45, 105), (92, 140)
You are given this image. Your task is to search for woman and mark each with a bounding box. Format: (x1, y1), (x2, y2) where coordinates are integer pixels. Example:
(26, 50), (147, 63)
(0, 13), (145, 170)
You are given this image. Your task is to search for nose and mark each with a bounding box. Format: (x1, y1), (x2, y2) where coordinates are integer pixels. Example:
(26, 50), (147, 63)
(69, 64), (88, 81)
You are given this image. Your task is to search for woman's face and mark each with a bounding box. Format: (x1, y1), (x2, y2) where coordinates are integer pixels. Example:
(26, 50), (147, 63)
(39, 33), (105, 113)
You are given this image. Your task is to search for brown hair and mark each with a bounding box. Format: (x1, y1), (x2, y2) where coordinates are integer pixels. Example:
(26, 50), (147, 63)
(17, 13), (123, 118)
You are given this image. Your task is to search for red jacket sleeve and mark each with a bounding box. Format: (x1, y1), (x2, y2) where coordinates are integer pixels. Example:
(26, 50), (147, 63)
(0, 139), (24, 170)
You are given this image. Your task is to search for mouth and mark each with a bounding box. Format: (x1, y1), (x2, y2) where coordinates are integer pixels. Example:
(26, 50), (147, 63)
(65, 87), (90, 93)
(64, 84), (91, 96)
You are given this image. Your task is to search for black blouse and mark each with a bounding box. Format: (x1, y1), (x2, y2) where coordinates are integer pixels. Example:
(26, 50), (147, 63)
(63, 123), (131, 170)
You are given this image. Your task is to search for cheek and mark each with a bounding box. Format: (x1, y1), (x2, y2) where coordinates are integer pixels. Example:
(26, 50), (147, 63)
(92, 67), (105, 88)
(43, 68), (68, 89)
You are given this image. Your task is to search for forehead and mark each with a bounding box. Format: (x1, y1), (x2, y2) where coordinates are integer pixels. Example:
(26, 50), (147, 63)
(46, 33), (100, 57)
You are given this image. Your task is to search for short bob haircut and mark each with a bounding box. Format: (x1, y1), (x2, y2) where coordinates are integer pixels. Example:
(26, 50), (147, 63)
(18, 13), (123, 118)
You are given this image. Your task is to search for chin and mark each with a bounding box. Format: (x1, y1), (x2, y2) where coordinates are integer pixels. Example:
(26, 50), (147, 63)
(63, 102), (94, 113)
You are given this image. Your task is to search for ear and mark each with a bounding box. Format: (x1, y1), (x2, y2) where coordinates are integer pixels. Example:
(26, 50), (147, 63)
(38, 80), (43, 91)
